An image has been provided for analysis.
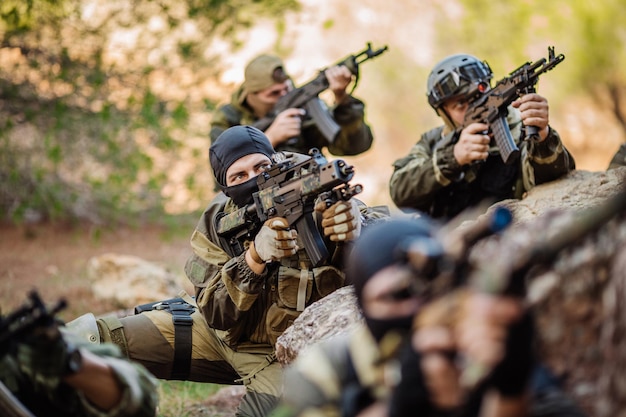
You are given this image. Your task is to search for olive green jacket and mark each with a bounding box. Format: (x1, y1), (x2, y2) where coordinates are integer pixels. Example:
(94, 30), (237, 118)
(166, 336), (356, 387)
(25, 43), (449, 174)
(184, 193), (388, 349)
(389, 108), (575, 219)
(210, 86), (374, 156)
(272, 324), (392, 417)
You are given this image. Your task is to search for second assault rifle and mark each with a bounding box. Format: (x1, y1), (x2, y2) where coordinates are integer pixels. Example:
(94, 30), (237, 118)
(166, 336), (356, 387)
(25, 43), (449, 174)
(462, 46), (565, 164)
(216, 149), (363, 267)
(1, 291), (67, 417)
(252, 42), (388, 144)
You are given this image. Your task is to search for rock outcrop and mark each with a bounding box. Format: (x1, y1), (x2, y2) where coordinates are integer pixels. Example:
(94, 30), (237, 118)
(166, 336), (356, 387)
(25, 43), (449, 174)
(276, 167), (626, 416)
(87, 253), (181, 306)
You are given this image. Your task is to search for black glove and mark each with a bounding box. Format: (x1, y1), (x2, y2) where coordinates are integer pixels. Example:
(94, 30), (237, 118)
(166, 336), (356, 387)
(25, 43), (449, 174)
(388, 341), (435, 417)
(488, 310), (535, 397)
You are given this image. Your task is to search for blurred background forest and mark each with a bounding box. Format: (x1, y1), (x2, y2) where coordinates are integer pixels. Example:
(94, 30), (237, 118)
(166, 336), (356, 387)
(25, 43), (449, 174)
(2, 2), (626, 416)
(1, 0), (625, 224)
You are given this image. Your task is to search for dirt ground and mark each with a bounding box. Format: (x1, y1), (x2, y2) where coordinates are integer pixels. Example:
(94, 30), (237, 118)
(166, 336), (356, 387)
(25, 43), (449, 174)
(0, 221), (194, 320)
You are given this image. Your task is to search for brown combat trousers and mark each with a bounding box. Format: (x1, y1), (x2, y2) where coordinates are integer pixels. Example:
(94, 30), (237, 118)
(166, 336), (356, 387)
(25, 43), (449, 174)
(100, 295), (282, 417)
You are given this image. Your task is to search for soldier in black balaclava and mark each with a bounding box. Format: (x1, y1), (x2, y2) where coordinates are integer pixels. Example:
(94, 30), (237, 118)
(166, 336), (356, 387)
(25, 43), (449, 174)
(68, 125), (380, 417)
(273, 217), (438, 417)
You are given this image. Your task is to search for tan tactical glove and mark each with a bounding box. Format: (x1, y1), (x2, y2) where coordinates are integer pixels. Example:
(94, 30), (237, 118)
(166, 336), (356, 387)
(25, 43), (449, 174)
(315, 199), (362, 242)
(249, 217), (299, 263)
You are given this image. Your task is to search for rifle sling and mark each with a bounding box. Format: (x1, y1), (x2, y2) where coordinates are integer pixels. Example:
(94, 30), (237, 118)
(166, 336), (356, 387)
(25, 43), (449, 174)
(297, 267), (309, 312)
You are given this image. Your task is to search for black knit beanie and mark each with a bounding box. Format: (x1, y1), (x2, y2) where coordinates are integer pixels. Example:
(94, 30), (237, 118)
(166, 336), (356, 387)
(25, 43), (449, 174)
(209, 125), (275, 188)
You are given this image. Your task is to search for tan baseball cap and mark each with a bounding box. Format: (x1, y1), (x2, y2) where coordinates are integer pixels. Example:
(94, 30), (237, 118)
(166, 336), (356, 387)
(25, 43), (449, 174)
(243, 54), (287, 94)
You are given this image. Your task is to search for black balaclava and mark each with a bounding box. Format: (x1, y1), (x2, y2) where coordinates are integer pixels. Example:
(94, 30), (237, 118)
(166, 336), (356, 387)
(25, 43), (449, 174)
(346, 217), (435, 342)
(209, 125), (274, 207)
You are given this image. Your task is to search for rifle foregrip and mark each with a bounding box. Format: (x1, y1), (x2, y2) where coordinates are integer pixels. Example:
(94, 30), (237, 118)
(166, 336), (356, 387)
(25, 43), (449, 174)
(492, 116), (520, 164)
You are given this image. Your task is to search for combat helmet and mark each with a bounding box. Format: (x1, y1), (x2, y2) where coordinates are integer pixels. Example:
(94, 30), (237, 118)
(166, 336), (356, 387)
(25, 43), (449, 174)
(427, 54), (493, 110)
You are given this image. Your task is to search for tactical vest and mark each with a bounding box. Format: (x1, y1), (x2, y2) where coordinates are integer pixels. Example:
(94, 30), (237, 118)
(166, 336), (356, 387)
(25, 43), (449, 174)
(428, 127), (520, 219)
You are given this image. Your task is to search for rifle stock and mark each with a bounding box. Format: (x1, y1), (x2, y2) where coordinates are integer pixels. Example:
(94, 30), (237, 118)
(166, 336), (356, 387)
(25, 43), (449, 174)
(400, 206), (513, 296)
(216, 149), (363, 266)
(462, 46), (565, 164)
(252, 42), (388, 143)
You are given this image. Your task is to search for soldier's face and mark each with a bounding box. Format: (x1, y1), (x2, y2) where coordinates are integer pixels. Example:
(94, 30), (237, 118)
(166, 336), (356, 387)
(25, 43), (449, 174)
(225, 154), (272, 187)
(253, 81), (291, 105)
(442, 96), (470, 126)
(362, 264), (423, 320)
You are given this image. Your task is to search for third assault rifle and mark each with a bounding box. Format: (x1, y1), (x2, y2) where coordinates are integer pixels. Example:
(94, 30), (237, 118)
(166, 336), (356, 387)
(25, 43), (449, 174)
(252, 42), (388, 144)
(216, 149), (363, 267)
(462, 46), (565, 164)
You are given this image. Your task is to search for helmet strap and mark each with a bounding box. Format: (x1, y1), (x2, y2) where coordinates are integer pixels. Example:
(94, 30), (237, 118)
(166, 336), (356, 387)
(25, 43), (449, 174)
(436, 107), (458, 134)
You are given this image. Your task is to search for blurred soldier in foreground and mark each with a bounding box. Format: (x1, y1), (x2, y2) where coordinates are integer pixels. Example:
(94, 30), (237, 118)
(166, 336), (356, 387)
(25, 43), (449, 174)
(0, 292), (158, 417)
(272, 218), (434, 417)
(273, 217), (588, 417)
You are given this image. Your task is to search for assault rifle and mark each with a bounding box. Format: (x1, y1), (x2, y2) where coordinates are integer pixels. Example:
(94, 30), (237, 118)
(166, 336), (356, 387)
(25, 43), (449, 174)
(462, 46), (565, 164)
(1, 291), (67, 417)
(216, 149), (363, 267)
(252, 42), (388, 144)
(399, 205), (514, 297)
(0, 291), (67, 357)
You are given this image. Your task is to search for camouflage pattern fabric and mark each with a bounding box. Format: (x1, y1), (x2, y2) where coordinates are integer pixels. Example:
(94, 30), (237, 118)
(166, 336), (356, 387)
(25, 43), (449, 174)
(389, 107), (576, 219)
(270, 325), (393, 417)
(0, 340), (158, 417)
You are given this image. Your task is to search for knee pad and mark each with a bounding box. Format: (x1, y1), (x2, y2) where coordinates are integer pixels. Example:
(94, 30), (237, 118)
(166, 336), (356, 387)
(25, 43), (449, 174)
(96, 315), (130, 358)
(63, 312), (101, 345)
(64, 313), (131, 360)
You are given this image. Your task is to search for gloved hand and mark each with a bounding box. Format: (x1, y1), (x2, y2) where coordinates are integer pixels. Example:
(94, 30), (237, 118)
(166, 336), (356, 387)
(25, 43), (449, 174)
(250, 217), (298, 263)
(315, 199), (362, 242)
(17, 326), (75, 386)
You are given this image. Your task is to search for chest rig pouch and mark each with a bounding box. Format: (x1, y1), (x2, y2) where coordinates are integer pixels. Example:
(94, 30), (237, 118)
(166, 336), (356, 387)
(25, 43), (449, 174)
(265, 250), (346, 346)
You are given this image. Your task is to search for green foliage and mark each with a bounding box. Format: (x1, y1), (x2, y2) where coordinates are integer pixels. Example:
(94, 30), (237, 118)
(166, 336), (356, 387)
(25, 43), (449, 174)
(433, 0), (626, 118)
(0, 0), (299, 225)
(157, 380), (224, 417)
(0, 0), (73, 34)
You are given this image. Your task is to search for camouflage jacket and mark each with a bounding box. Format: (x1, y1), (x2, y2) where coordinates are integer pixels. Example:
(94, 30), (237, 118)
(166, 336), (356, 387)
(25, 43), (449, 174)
(389, 107), (576, 219)
(0, 342), (158, 417)
(608, 143), (626, 170)
(209, 86), (374, 157)
(272, 324), (393, 417)
(184, 193), (388, 349)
